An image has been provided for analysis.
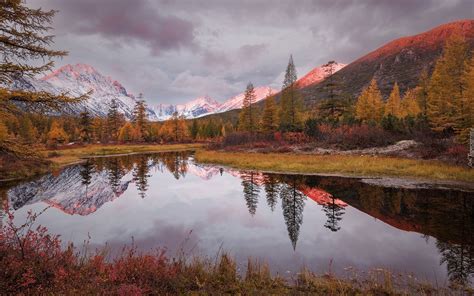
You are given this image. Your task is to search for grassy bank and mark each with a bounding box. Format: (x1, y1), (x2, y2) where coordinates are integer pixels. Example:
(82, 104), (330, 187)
(196, 150), (474, 183)
(0, 143), (203, 181)
(43, 143), (203, 166)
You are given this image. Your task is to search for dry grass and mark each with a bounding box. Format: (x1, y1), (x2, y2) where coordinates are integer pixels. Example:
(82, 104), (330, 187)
(196, 150), (474, 183)
(42, 143), (203, 166)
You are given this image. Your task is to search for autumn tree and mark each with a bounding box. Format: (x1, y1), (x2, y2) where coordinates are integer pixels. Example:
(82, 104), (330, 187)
(18, 115), (37, 143)
(261, 88), (278, 132)
(279, 55), (302, 131)
(400, 88), (422, 118)
(416, 68), (430, 117)
(238, 82), (257, 133)
(47, 120), (68, 148)
(118, 122), (135, 143)
(106, 99), (124, 142)
(454, 55), (474, 143)
(355, 78), (384, 124)
(384, 82), (402, 118)
(427, 34), (470, 133)
(190, 120), (199, 140)
(0, 0), (86, 158)
(132, 94), (149, 141)
(0, 121), (8, 141)
(79, 109), (93, 143)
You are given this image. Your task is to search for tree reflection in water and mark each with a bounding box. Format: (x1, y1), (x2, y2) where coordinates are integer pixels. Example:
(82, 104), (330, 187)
(5, 152), (473, 286)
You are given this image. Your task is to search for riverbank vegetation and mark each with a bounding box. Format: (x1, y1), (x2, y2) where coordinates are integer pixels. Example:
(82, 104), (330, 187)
(1, 206), (468, 295)
(196, 150), (474, 183)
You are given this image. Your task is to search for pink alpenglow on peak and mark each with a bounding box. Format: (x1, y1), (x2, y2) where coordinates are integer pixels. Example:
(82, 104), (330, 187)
(296, 61), (346, 88)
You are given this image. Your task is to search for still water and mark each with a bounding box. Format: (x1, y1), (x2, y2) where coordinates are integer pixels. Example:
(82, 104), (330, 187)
(2, 151), (473, 286)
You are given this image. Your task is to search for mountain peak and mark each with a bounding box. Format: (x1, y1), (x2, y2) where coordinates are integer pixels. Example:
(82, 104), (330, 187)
(42, 63), (100, 81)
(296, 61), (346, 88)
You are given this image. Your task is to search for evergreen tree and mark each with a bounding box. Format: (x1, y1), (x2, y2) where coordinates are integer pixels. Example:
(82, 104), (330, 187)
(263, 174), (279, 211)
(384, 82), (402, 118)
(280, 176), (306, 250)
(238, 82), (257, 132)
(322, 197), (345, 232)
(279, 55), (302, 131)
(241, 172), (260, 216)
(107, 99), (124, 142)
(79, 109), (93, 143)
(261, 88), (278, 132)
(355, 78), (384, 124)
(133, 155), (150, 198)
(427, 34), (470, 133)
(190, 120), (199, 140)
(132, 94), (149, 141)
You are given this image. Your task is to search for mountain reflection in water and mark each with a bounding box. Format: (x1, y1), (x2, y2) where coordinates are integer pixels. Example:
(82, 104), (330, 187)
(2, 151), (473, 286)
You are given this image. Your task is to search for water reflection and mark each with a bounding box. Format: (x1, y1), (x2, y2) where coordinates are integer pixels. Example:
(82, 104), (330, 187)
(3, 152), (474, 286)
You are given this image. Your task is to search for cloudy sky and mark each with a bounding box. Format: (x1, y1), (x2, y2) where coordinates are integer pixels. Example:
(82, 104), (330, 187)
(28, 0), (473, 105)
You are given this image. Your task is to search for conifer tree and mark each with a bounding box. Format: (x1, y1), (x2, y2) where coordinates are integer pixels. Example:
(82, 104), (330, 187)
(132, 94), (149, 141)
(355, 78), (384, 124)
(18, 116), (37, 143)
(107, 99), (124, 142)
(238, 82), (257, 132)
(401, 88), (422, 118)
(118, 122), (135, 143)
(416, 68), (430, 117)
(79, 109), (93, 143)
(384, 82), (402, 118)
(261, 88), (278, 132)
(454, 55), (474, 143)
(190, 120), (199, 140)
(47, 120), (68, 148)
(427, 34), (470, 132)
(0, 0), (86, 157)
(279, 55), (302, 131)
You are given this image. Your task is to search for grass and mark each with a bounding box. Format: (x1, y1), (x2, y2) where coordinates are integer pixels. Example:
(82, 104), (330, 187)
(196, 150), (474, 183)
(42, 143), (204, 166)
(2, 208), (463, 295)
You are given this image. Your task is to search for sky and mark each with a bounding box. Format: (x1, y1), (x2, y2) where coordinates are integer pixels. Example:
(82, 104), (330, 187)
(28, 0), (473, 105)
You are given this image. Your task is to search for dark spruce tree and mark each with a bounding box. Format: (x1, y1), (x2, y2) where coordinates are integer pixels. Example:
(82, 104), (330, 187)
(279, 55), (302, 132)
(263, 174), (280, 211)
(241, 172), (260, 216)
(79, 108), (93, 143)
(280, 176), (306, 250)
(107, 99), (123, 142)
(133, 155), (151, 198)
(132, 93), (149, 142)
(322, 197), (345, 232)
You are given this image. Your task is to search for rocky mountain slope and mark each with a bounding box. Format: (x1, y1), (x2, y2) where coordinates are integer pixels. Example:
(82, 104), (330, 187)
(299, 19), (474, 102)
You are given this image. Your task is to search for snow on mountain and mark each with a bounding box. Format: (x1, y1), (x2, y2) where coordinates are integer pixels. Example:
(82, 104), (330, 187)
(7, 165), (131, 216)
(11, 63), (157, 120)
(152, 96), (220, 121)
(153, 86), (276, 120)
(296, 61), (346, 88)
(215, 86), (277, 113)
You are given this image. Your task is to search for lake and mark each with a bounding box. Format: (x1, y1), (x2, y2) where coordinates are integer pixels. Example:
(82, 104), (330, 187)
(2, 151), (473, 286)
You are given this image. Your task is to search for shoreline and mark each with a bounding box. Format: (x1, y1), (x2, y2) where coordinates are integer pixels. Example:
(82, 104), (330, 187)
(195, 150), (474, 190)
(0, 143), (203, 182)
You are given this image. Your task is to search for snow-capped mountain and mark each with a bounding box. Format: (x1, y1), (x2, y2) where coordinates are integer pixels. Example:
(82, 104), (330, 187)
(153, 96), (220, 121)
(152, 86), (277, 120)
(296, 61), (346, 88)
(215, 86), (277, 113)
(11, 63), (157, 120)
